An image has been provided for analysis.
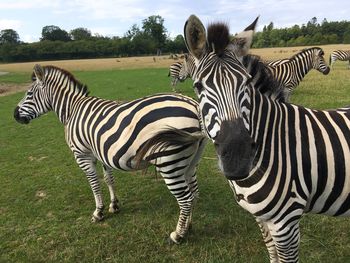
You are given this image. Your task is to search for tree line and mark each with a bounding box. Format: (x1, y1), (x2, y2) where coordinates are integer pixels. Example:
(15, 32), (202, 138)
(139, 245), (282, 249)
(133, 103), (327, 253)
(1, 16), (350, 63)
(253, 17), (350, 48)
(0, 15), (186, 63)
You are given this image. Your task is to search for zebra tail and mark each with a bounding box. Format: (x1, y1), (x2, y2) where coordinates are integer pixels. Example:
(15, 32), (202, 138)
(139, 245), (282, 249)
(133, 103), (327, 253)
(134, 128), (205, 168)
(329, 54), (332, 65)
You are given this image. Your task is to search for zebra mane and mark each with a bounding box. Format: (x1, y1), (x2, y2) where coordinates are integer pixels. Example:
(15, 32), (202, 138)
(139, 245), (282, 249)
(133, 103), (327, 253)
(36, 65), (89, 96)
(207, 22), (230, 56)
(242, 54), (287, 102)
(289, 47), (321, 60)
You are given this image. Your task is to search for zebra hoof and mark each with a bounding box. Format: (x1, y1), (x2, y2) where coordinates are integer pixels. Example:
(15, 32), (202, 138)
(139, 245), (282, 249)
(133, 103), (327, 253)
(91, 211), (104, 223)
(108, 203), (120, 213)
(168, 232), (183, 245)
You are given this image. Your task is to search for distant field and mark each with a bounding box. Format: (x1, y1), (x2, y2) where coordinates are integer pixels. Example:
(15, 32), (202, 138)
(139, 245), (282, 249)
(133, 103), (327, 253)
(0, 44), (349, 73)
(0, 55), (176, 73)
(1, 45), (350, 262)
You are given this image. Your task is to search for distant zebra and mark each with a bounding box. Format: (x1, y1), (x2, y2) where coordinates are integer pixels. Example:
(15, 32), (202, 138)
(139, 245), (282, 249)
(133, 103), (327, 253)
(263, 47), (330, 100)
(168, 61), (185, 91)
(330, 50), (350, 69)
(181, 53), (197, 80)
(184, 15), (350, 262)
(14, 64), (207, 244)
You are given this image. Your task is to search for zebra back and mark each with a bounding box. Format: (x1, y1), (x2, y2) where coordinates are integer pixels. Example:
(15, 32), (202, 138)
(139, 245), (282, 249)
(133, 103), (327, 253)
(330, 50), (350, 68)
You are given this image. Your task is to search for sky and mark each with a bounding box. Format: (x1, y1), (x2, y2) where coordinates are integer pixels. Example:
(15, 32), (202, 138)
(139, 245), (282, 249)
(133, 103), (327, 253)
(0, 0), (349, 43)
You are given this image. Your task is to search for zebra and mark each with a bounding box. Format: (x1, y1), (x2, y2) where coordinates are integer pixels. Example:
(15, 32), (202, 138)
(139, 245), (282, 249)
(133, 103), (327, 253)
(181, 53), (197, 81)
(14, 64), (208, 244)
(183, 14), (350, 262)
(168, 54), (197, 92)
(168, 61), (185, 91)
(262, 47), (330, 100)
(329, 50), (350, 69)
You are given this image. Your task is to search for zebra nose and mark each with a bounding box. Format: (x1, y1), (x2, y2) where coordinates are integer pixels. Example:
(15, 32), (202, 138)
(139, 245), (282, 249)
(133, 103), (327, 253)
(323, 67), (330, 75)
(14, 106), (30, 124)
(14, 106), (20, 120)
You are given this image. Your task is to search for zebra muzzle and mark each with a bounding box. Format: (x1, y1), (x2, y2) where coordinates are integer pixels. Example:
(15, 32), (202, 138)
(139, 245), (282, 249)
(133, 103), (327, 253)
(14, 106), (30, 124)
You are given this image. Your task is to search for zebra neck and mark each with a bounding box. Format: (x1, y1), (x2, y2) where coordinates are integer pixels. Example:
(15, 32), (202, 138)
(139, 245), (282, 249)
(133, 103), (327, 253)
(249, 89), (282, 166)
(289, 53), (313, 81)
(51, 85), (87, 125)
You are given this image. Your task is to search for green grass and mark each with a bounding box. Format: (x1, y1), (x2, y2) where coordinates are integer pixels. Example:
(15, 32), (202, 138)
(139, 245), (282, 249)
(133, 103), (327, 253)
(0, 72), (30, 84)
(1, 66), (350, 262)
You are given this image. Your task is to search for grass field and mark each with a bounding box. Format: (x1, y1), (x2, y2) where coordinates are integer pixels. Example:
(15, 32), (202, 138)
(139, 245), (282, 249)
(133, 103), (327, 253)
(1, 44), (350, 262)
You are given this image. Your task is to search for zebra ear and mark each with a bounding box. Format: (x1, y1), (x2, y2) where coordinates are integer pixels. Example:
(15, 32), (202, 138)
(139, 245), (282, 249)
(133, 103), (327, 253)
(229, 16), (259, 57)
(33, 64), (45, 82)
(184, 15), (207, 60)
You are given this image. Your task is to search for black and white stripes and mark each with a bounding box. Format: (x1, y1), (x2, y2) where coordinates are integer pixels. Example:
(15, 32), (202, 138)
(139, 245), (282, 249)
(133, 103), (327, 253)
(168, 53), (197, 92)
(184, 15), (350, 262)
(330, 50), (350, 69)
(14, 65), (207, 244)
(168, 61), (184, 89)
(264, 47), (330, 100)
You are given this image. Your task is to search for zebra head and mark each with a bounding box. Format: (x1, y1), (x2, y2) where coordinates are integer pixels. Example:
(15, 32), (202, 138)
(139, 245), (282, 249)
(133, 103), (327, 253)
(14, 64), (51, 124)
(310, 47), (330, 75)
(184, 15), (258, 180)
(179, 53), (196, 80)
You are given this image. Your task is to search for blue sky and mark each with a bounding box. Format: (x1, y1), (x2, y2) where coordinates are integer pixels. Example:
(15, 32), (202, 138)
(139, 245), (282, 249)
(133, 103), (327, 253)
(0, 0), (349, 43)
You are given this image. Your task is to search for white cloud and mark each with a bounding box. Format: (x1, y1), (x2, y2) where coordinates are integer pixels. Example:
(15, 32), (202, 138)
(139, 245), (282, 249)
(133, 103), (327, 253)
(0, 0), (60, 9)
(22, 34), (40, 43)
(53, 0), (147, 21)
(0, 19), (22, 30)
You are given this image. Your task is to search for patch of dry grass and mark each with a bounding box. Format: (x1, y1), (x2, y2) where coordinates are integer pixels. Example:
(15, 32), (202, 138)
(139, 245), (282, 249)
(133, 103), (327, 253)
(0, 55), (180, 73)
(1, 44), (350, 74)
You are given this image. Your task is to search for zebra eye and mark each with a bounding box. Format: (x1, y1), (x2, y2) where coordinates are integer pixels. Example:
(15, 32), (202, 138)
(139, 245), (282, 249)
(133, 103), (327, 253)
(194, 82), (204, 93)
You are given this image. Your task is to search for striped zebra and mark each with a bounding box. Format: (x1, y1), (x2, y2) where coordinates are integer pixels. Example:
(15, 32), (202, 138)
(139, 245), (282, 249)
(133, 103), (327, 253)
(14, 64), (207, 244)
(263, 47), (330, 100)
(330, 50), (350, 69)
(168, 61), (185, 91)
(181, 53), (197, 80)
(168, 54), (197, 92)
(183, 15), (350, 262)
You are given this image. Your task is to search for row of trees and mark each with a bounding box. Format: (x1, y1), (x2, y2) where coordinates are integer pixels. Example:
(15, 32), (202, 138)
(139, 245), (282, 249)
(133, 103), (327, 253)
(253, 17), (350, 48)
(1, 16), (350, 63)
(0, 15), (186, 62)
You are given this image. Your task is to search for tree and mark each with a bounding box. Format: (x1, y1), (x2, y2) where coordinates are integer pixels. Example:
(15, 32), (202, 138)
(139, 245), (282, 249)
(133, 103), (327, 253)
(70, 27), (92, 41)
(125, 24), (141, 40)
(343, 25), (350, 43)
(142, 15), (167, 55)
(41, 25), (71, 41)
(0, 29), (20, 44)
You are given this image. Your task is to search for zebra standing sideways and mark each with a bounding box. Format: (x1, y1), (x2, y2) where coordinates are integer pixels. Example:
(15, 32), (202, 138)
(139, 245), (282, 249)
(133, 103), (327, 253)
(14, 64), (207, 244)
(181, 15), (350, 262)
(330, 50), (350, 69)
(263, 47), (330, 100)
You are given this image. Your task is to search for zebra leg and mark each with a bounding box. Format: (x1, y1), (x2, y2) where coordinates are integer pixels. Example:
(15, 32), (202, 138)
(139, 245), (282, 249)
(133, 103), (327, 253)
(157, 149), (198, 244)
(256, 219), (279, 263)
(267, 218), (301, 263)
(171, 78), (177, 91)
(102, 164), (119, 213)
(167, 186), (194, 244)
(76, 154), (105, 222)
(184, 139), (207, 229)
